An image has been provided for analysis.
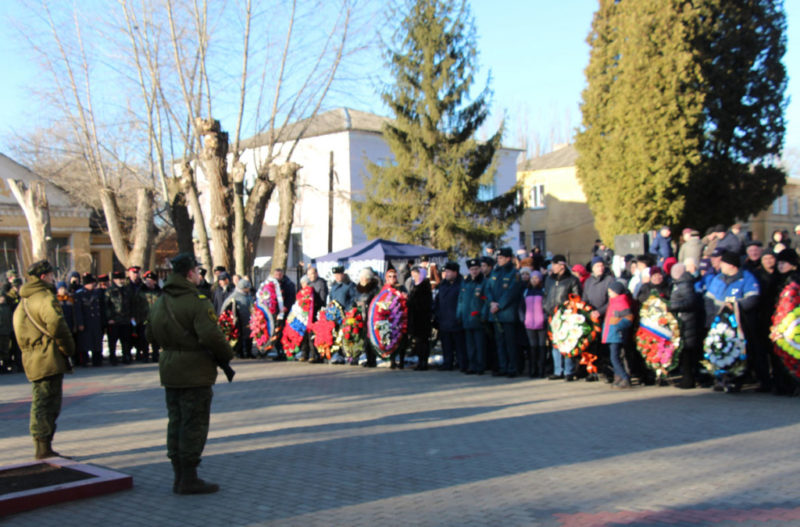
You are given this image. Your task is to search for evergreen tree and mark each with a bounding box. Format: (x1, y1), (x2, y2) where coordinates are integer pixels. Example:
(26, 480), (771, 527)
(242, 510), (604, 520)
(576, 0), (787, 245)
(355, 0), (520, 256)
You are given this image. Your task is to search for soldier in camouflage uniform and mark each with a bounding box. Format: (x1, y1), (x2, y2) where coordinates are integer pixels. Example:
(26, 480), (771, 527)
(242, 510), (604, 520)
(13, 260), (75, 459)
(140, 270), (162, 362)
(106, 270), (133, 364)
(146, 253), (233, 495)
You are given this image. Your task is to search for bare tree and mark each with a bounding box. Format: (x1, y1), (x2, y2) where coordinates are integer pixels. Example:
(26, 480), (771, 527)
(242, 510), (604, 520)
(6, 179), (51, 262)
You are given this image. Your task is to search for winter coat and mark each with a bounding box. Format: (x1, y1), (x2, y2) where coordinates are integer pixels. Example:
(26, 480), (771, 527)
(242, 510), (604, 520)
(0, 295), (13, 337)
(308, 277), (329, 313)
(223, 289), (253, 331)
(601, 293), (634, 344)
(13, 277), (75, 382)
(668, 271), (702, 351)
(582, 273), (616, 317)
(703, 270), (760, 328)
(329, 278), (357, 311)
(406, 278), (432, 337)
(520, 286), (545, 330)
(456, 274), (485, 330)
(678, 237), (704, 265)
(57, 292), (78, 333)
(649, 232), (674, 265)
(716, 231), (743, 256)
(543, 271), (581, 315)
(146, 273), (233, 388)
(434, 275), (463, 332)
(106, 282), (133, 324)
(212, 283), (234, 315)
(277, 276), (296, 312)
(483, 262), (524, 324)
(636, 280), (671, 305)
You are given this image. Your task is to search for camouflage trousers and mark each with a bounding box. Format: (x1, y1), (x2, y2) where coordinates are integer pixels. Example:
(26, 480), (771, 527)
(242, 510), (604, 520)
(165, 386), (213, 466)
(30, 374), (63, 439)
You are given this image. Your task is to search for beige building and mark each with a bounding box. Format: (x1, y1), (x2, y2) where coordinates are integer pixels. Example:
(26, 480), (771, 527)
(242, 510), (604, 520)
(0, 153), (113, 278)
(517, 144), (599, 266)
(518, 145), (799, 264)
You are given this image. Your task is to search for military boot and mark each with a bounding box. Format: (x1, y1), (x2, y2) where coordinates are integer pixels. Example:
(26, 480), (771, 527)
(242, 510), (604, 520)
(171, 460), (182, 493)
(34, 437), (60, 459)
(177, 463), (219, 494)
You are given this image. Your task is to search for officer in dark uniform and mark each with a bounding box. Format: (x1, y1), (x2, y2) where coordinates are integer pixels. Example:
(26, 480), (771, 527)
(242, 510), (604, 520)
(141, 270), (162, 362)
(106, 270), (133, 364)
(75, 273), (106, 367)
(126, 266), (149, 362)
(146, 253), (233, 495)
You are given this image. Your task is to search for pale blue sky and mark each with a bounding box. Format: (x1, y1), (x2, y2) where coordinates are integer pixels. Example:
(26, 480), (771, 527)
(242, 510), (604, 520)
(1, 1), (798, 169)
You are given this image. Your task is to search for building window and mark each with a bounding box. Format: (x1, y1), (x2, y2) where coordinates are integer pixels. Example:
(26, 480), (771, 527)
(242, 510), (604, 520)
(49, 236), (71, 274)
(773, 195), (789, 215)
(529, 184), (545, 209)
(532, 231), (546, 253)
(518, 231), (527, 249)
(0, 236), (19, 277)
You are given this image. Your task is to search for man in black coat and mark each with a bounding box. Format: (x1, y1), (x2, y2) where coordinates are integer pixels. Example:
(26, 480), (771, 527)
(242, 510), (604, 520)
(668, 263), (702, 389)
(212, 272), (234, 315)
(434, 261), (464, 371)
(407, 266), (432, 371)
(544, 255), (581, 380)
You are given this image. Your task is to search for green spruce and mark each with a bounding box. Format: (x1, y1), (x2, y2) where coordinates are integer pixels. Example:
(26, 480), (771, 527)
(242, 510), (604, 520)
(356, 0), (521, 257)
(576, 0), (787, 245)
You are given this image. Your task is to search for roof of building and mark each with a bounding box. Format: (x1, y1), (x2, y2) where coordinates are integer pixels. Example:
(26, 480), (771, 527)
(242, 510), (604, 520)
(518, 144), (578, 171)
(240, 108), (390, 149)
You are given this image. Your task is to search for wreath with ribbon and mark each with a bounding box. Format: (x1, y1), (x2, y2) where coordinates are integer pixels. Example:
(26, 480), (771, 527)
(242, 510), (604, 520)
(636, 294), (682, 379)
(770, 280), (800, 380)
(548, 294), (601, 359)
(280, 286), (314, 359)
(250, 279), (282, 355)
(340, 307), (364, 360)
(308, 301), (345, 360)
(702, 307), (747, 377)
(368, 286), (408, 359)
(218, 309), (238, 347)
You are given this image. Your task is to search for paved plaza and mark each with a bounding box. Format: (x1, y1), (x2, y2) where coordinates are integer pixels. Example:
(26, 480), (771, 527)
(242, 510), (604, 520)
(1, 360), (799, 526)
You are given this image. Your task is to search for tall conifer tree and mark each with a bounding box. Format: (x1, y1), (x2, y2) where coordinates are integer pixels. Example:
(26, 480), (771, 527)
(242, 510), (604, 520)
(356, 0), (520, 256)
(576, 0), (787, 244)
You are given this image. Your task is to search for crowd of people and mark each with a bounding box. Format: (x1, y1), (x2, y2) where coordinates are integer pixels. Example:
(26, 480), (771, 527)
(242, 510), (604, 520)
(254, 223), (800, 397)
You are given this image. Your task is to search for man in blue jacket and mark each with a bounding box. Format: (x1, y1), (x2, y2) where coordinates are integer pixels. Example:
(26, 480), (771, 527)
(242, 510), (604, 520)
(484, 247), (524, 377)
(649, 226), (674, 267)
(434, 261), (464, 371)
(456, 258), (486, 374)
(327, 266), (356, 311)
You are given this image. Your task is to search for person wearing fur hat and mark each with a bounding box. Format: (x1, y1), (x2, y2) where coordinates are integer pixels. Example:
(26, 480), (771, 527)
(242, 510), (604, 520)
(704, 250), (760, 393)
(75, 274), (106, 367)
(106, 270), (134, 365)
(483, 247), (524, 378)
(456, 258), (487, 374)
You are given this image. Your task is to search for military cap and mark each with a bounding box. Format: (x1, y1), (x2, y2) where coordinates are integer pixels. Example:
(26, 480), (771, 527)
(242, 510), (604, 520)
(332, 265), (345, 274)
(27, 259), (54, 277)
(551, 254), (567, 264)
(142, 270), (157, 281)
(127, 265), (141, 272)
(5, 269), (18, 279)
(480, 256), (495, 266)
(466, 258), (480, 268)
(497, 247), (514, 258)
(82, 273), (96, 284)
(171, 252), (199, 275)
(444, 261), (460, 272)
(97, 273), (109, 283)
(213, 266), (227, 273)
(112, 270), (125, 279)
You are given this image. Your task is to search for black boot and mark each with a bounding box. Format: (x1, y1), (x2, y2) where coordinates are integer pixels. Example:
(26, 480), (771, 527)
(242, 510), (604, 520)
(177, 462), (219, 494)
(171, 460), (182, 494)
